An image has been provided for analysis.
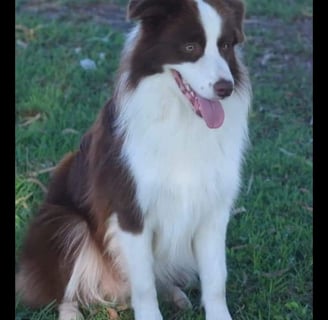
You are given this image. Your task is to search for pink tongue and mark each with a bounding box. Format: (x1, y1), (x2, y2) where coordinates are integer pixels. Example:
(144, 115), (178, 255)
(197, 96), (225, 129)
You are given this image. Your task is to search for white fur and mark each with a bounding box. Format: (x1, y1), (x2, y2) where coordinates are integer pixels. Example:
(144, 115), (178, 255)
(117, 218), (163, 320)
(114, 1), (251, 320)
(167, 0), (234, 100)
(58, 302), (83, 320)
(60, 1), (251, 319)
(61, 217), (130, 309)
(64, 230), (106, 305)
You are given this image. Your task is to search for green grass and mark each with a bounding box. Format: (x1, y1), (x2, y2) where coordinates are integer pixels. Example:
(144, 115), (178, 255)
(246, 0), (312, 20)
(16, 0), (312, 319)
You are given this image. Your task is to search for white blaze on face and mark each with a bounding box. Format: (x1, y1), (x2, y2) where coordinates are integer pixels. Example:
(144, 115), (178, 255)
(169, 0), (234, 101)
(197, 0), (234, 80)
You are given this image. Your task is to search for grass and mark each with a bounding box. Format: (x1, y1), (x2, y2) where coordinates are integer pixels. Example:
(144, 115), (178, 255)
(245, 0), (312, 20)
(16, 0), (312, 319)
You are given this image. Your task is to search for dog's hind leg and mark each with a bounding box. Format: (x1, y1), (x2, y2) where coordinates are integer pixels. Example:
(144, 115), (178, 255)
(162, 285), (192, 310)
(172, 286), (192, 310)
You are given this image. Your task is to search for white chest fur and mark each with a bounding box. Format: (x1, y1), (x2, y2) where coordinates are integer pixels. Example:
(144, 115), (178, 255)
(116, 72), (249, 279)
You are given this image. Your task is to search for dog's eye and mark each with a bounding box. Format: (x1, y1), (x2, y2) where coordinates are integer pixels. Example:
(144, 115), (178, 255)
(183, 43), (200, 53)
(181, 42), (203, 58)
(221, 43), (230, 50)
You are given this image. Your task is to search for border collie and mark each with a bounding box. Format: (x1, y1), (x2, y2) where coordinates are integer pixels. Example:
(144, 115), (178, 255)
(16, 0), (252, 319)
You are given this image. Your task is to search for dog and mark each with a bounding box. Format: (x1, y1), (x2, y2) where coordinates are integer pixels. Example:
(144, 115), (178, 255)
(16, 0), (251, 319)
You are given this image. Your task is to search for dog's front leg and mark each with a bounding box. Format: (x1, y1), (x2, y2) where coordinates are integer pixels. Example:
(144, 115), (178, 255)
(118, 226), (163, 320)
(194, 211), (232, 320)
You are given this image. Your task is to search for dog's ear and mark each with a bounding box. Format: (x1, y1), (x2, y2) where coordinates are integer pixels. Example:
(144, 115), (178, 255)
(127, 0), (171, 21)
(227, 0), (246, 43)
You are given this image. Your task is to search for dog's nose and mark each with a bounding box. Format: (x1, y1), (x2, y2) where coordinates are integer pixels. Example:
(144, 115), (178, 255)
(214, 79), (233, 99)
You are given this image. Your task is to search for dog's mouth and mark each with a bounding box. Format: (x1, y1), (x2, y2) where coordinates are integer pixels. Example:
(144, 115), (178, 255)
(171, 70), (224, 129)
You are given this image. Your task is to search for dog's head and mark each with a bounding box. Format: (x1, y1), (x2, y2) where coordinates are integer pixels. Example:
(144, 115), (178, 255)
(127, 0), (246, 128)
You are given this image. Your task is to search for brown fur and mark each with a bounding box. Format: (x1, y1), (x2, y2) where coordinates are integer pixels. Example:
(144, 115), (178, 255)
(127, 0), (245, 88)
(127, 0), (205, 88)
(16, 0), (246, 311)
(16, 100), (141, 307)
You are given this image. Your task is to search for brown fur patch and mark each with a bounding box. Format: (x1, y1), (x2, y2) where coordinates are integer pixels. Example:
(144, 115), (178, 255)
(127, 0), (205, 88)
(16, 100), (141, 307)
(204, 0), (245, 43)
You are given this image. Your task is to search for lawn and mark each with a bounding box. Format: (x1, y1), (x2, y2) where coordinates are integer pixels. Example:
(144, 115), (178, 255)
(15, 0), (312, 319)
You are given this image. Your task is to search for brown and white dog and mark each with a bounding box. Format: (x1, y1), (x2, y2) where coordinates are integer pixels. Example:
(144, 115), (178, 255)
(16, 0), (251, 319)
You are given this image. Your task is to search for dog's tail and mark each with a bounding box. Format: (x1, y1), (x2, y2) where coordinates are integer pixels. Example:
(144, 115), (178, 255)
(15, 204), (93, 307)
(15, 152), (105, 308)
